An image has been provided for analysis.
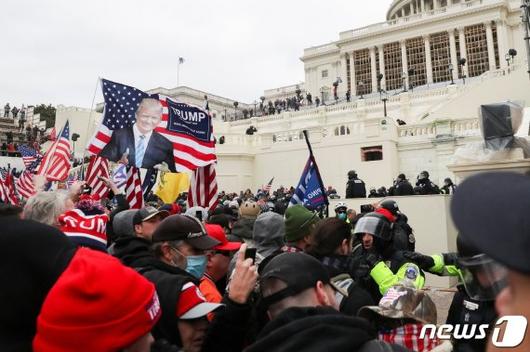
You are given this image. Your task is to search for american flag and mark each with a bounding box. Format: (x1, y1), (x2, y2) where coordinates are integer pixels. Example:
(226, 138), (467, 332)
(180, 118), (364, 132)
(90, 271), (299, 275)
(0, 170), (19, 205)
(37, 121), (72, 181)
(262, 177), (274, 193)
(87, 79), (216, 172)
(125, 166), (144, 209)
(112, 163), (127, 188)
(16, 171), (36, 199)
(48, 127), (57, 141)
(85, 155), (110, 200)
(66, 173), (78, 188)
(187, 163), (218, 210)
(18, 145), (41, 168)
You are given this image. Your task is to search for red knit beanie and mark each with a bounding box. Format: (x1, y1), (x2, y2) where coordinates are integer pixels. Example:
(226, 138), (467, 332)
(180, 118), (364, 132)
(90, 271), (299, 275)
(33, 248), (161, 352)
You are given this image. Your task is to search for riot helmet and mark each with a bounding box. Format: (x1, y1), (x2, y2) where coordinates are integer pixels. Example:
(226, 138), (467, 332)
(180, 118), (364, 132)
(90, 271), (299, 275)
(419, 171), (429, 180)
(379, 199), (400, 216)
(348, 170), (357, 179)
(456, 235), (508, 301)
(353, 212), (392, 241)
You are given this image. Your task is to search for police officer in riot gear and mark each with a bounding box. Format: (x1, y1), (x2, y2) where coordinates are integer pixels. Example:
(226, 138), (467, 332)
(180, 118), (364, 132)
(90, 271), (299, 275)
(445, 235), (498, 352)
(377, 199), (415, 252)
(414, 171), (440, 195)
(388, 173), (414, 196)
(346, 170), (366, 198)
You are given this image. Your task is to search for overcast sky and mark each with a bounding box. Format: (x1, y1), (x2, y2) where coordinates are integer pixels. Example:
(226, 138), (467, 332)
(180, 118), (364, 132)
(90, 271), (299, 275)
(1, 0), (391, 108)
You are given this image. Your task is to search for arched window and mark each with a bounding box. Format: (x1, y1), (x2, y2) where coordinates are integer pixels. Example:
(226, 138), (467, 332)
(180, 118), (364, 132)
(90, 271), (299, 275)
(272, 135), (277, 143)
(346, 127), (351, 135)
(340, 126), (346, 135)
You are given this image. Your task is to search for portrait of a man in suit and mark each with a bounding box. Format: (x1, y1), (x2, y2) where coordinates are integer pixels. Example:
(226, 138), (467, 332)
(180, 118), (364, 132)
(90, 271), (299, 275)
(99, 98), (176, 171)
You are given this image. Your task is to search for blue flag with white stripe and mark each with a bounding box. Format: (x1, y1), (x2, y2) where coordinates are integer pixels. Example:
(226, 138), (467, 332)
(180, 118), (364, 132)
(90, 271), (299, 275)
(290, 156), (328, 209)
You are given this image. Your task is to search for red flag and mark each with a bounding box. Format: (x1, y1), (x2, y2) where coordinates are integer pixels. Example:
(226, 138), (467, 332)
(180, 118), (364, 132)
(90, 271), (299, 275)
(85, 156), (110, 200)
(37, 121), (72, 182)
(187, 163), (218, 210)
(125, 167), (143, 209)
(16, 171), (36, 199)
(0, 172), (19, 205)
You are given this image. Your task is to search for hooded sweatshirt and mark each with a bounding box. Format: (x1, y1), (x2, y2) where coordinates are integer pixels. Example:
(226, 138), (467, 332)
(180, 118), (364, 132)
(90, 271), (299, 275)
(253, 212), (285, 259)
(246, 306), (378, 352)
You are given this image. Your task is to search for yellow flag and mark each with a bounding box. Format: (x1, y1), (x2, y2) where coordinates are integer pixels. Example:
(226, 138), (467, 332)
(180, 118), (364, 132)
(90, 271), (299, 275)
(155, 172), (190, 204)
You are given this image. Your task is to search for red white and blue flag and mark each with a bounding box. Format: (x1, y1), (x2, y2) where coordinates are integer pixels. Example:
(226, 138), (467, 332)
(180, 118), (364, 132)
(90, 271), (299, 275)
(0, 169), (19, 205)
(125, 166), (143, 209)
(16, 171), (36, 199)
(85, 155), (110, 200)
(37, 121), (72, 182)
(188, 163), (218, 210)
(112, 164), (127, 189)
(87, 79), (216, 172)
(17, 145), (42, 168)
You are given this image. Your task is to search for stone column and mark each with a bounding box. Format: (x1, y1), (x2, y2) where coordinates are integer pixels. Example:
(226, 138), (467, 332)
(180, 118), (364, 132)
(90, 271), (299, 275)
(401, 40), (409, 88)
(496, 20), (509, 68)
(350, 52), (357, 96)
(484, 21), (497, 70)
(424, 35), (434, 84)
(340, 53), (348, 96)
(421, 0), (425, 12)
(458, 27), (467, 59)
(378, 45), (386, 91)
(448, 29), (459, 81)
(370, 47), (378, 93)
(401, 7), (406, 17)
(433, 0), (438, 10)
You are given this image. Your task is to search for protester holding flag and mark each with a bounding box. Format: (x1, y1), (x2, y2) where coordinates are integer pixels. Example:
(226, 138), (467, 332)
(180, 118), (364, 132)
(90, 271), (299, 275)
(37, 120), (72, 182)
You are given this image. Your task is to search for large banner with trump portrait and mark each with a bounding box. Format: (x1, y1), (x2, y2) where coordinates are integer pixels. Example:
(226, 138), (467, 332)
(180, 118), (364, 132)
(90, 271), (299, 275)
(87, 78), (216, 172)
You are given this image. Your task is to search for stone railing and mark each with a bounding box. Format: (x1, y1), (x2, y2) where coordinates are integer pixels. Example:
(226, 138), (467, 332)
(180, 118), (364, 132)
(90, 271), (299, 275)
(398, 118), (480, 138)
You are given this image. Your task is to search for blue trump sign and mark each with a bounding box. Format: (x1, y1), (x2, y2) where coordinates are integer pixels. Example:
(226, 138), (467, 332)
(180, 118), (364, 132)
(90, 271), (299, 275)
(166, 99), (211, 142)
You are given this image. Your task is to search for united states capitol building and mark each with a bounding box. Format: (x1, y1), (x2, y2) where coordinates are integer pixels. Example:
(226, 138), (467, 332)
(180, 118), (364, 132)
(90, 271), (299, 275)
(56, 0), (530, 197)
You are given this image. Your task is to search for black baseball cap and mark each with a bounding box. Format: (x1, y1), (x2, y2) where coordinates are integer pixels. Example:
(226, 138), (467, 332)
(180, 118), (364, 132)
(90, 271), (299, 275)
(152, 214), (220, 250)
(132, 206), (169, 225)
(451, 172), (530, 274)
(260, 252), (347, 307)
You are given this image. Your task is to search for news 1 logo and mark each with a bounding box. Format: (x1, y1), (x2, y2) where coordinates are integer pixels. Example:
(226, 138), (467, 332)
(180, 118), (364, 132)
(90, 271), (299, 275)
(420, 315), (528, 348)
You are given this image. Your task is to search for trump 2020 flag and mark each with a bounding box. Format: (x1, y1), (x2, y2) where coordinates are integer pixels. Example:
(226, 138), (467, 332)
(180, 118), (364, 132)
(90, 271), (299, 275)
(290, 156), (328, 209)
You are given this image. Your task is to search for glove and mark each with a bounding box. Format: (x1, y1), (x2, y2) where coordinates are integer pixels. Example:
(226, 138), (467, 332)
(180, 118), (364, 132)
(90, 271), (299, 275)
(364, 251), (383, 269)
(403, 251), (435, 270)
(443, 252), (458, 266)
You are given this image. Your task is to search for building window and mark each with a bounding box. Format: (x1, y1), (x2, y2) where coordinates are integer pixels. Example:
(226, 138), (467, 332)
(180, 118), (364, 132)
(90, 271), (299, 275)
(321, 70), (328, 78)
(354, 49), (371, 96)
(430, 32), (451, 83)
(383, 42), (402, 91)
(465, 24), (489, 77)
(406, 37), (427, 87)
(361, 146), (383, 161)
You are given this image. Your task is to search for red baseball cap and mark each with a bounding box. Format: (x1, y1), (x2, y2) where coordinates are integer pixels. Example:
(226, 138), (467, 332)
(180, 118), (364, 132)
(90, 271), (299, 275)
(204, 224), (241, 252)
(177, 282), (223, 319)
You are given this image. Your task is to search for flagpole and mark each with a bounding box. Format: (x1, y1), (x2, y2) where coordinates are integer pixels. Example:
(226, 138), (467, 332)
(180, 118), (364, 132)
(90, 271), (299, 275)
(81, 77), (101, 178)
(302, 129), (329, 217)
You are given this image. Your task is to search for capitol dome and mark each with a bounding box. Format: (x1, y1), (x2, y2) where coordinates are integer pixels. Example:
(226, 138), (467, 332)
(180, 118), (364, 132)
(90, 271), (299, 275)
(388, 0), (455, 20)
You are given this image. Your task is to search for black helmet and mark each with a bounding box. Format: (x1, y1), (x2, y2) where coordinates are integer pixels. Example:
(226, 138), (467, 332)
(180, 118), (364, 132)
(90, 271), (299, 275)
(353, 212), (392, 241)
(456, 234), (508, 301)
(444, 177), (453, 185)
(348, 170), (357, 178)
(419, 171), (429, 179)
(379, 199), (400, 216)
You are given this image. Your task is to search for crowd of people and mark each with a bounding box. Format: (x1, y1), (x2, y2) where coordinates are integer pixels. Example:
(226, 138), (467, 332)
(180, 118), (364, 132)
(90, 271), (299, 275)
(1, 168), (525, 352)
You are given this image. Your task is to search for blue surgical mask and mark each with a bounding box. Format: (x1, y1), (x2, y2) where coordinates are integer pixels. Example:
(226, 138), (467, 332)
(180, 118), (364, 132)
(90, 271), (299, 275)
(186, 255), (207, 278)
(337, 213), (347, 221)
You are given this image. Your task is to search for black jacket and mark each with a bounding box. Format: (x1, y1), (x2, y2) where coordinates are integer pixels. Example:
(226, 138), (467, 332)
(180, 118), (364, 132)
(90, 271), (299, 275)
(446, 286), (497, 352)
(346, 177), (366, 198)
(389, 180), (414, 196)
(414, 179), (440, 195)
(99, 126), (176, 171)
(246, 306), (405, 352)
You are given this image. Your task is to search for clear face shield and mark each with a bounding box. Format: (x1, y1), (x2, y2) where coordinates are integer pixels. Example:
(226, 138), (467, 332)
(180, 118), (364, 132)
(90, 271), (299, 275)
(458, 254), (508, 301)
